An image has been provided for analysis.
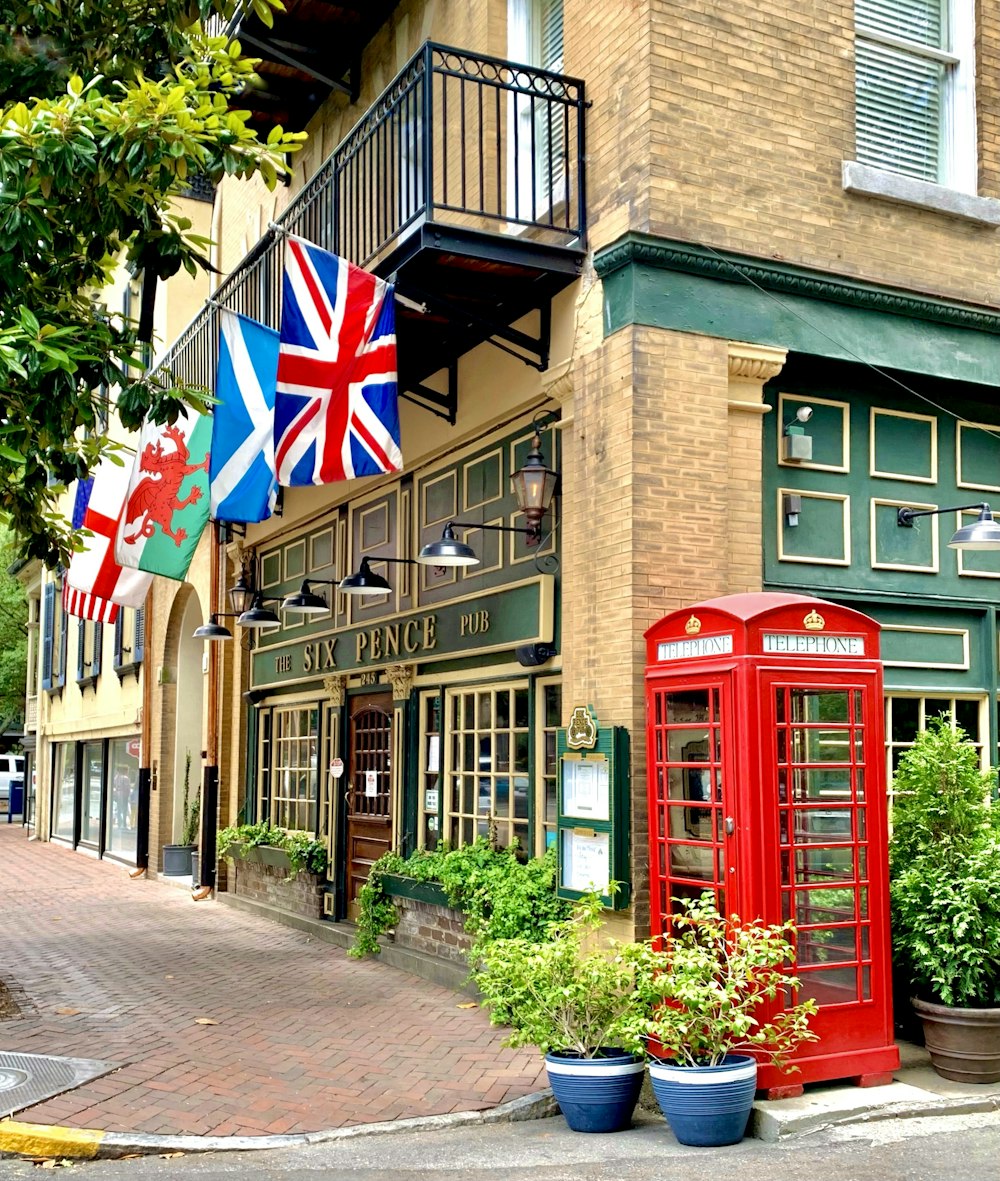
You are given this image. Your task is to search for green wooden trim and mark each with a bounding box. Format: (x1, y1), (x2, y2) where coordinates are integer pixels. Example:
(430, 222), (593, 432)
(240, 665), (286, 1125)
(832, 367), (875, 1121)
(382, 873), (454, 908)
(595, 233), (1000, 387)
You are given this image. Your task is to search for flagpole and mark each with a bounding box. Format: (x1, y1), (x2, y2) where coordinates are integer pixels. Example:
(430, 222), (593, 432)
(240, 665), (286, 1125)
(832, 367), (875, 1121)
(196, 527), (222, 899)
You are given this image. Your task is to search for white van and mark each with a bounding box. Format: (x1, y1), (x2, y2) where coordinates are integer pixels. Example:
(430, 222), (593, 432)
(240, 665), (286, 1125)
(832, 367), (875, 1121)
(0, 754), (24, 810)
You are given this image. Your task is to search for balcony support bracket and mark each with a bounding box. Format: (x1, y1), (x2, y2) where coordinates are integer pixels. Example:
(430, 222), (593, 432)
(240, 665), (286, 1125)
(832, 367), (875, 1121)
(400, 361), (458, 424)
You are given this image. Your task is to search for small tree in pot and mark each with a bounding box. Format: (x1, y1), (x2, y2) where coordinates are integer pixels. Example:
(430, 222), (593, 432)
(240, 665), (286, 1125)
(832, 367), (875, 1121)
(475, 890), (648, 1133)
(889, 718), (1000, 1081)
(162, 750), (198, 877)
(637, 893), (817, 1146)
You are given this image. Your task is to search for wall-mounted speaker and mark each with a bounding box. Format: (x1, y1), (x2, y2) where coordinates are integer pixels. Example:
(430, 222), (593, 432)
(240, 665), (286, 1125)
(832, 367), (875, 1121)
(516, 643), (557, 667)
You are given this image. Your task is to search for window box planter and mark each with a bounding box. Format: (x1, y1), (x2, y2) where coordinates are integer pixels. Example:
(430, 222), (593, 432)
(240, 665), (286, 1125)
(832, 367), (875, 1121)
(226, 843), (324, 920)
(381, 873), (472, 964)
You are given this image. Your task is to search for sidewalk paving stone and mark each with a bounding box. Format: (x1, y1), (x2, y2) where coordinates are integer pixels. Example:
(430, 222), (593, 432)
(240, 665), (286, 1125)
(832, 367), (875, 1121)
(0, 828), (545, 1137)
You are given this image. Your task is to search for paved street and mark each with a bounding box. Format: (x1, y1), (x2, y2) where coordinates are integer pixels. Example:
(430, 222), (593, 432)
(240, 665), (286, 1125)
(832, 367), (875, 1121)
(0, 827), (545, 1136)
(3, 1109), (1000, 1180)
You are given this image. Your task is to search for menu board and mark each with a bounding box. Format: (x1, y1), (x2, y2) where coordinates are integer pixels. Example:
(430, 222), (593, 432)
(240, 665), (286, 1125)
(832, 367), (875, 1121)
(561, 829), (611, 894)
(561, 755), (610, 821)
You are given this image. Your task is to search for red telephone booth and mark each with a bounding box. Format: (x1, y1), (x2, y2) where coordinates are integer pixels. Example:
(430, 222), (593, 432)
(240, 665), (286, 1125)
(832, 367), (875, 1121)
(644, 592), (899, 1095)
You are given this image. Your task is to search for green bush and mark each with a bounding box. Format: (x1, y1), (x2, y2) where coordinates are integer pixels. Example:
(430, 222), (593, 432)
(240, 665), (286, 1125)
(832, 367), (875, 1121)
(216, 821), (328, 880)
(890, 719), (1000, 1007)
(349, 839), (570, 962)
(475, 890), (647, 1058)
(636, 893), (817, 1070)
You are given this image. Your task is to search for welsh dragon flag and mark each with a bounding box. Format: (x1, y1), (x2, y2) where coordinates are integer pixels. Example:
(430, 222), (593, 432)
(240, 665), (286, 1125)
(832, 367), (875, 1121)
(113, 409), (213, 582)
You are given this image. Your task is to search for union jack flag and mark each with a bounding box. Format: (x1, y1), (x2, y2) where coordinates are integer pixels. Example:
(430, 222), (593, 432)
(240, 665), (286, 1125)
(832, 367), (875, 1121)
(274, 235), (403, 486)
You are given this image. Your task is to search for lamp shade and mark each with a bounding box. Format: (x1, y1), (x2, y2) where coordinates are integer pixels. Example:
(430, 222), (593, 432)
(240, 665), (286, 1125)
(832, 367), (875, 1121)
(416, 523), (480, 567)
(281, 581), (330, 614)
(510, 432), (558, 518)
(948, 506), (1000, 550)
(193, 614), (233, 641)
(228, 574), (255, 616)
(339, 558), (393, 595)
(237, 595), (281, 629)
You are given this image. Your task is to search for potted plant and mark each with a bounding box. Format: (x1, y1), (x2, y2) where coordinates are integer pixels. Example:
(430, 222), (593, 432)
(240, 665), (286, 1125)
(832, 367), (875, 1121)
(637, 892), (817, 1147)
(475, 890), (647, 1133)
(162, 751), (199, 877)
(889, 718), (1000, 1082)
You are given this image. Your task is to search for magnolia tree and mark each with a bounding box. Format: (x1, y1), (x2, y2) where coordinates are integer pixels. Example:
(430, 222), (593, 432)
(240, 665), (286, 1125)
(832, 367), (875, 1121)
(0, 0), (304, 564)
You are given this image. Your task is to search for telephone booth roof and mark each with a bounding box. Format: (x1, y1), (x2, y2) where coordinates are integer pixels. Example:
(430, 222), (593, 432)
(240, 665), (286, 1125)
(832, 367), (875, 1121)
(645, 592), (881, 666)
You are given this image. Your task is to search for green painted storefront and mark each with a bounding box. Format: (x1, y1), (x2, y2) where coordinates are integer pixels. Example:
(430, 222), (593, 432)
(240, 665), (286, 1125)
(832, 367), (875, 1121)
(595, 232), (1000, 773)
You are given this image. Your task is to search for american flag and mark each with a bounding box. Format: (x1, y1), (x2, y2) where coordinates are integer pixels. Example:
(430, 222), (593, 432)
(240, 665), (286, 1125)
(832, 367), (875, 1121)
(274, 235), (402, 486)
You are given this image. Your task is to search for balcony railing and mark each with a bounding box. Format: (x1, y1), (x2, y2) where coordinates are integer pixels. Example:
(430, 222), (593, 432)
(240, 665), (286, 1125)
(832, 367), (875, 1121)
(157, 42), (586, 395)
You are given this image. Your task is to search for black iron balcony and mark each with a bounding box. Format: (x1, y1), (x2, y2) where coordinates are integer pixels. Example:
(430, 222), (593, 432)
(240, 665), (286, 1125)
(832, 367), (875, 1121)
(158, 43), (587, 422)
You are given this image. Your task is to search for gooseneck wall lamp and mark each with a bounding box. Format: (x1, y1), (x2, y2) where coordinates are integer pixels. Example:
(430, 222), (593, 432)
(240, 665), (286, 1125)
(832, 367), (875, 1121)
(897, 502), (1000, 550)
(418, 412), (560, 567)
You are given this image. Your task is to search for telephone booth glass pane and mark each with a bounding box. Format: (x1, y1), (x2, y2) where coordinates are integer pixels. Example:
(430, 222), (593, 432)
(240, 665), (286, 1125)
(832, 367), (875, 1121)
(649, 685), (727, 926)
(775, 685), (871, 1009)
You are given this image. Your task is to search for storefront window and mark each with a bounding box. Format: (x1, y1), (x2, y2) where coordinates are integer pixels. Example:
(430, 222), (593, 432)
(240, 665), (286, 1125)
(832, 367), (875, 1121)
(447, 683), (533, 851)
(538, 679), (561, 855)
(262, 706), (320, 832)
(106, 739), (140, 860)
(79, 741), (103, 846)
(51, 743), (75, 840)
(418, 693), (442, 850)
(885, 695), (986, 804)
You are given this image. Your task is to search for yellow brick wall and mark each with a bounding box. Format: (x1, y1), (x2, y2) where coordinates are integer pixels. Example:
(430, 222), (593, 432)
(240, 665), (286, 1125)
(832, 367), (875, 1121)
(563, 0), (1000, 307)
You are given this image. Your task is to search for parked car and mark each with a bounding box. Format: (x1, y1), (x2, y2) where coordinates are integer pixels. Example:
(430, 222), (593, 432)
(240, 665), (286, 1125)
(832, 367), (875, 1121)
(0, 754), (24, 811)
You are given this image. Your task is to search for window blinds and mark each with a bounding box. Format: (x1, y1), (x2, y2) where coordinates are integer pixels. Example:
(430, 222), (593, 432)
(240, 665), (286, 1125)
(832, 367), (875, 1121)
(855, 0), (949, 183)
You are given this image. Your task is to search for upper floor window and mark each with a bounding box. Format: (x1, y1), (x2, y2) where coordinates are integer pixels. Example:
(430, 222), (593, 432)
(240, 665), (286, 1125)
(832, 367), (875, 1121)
(41, 579), (67, 693)
(114, 606), (145, 679)
(854, 0), (975, 192)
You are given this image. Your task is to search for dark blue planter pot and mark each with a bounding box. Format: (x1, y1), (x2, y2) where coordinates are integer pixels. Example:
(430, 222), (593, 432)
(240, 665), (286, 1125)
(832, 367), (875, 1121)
(648, 1054), (757, 1146)
(544, 1049), (644, 1133)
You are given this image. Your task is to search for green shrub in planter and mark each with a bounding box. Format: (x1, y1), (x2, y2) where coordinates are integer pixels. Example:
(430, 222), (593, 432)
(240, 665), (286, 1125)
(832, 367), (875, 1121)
(890, 719), (1000, 1008)
(636, 892), (817, 1070)
(217, 821), (328, 881)
(475, 890), (647, 1058)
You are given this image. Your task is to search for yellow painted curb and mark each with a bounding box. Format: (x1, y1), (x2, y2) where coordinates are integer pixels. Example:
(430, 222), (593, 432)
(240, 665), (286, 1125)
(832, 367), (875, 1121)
(0, 1120), (105, 1159)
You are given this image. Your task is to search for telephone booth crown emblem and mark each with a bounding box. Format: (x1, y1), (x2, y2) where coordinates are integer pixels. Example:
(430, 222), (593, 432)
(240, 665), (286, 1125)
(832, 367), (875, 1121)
(685, 615), (702, 635)
(803, 609), (825, 631)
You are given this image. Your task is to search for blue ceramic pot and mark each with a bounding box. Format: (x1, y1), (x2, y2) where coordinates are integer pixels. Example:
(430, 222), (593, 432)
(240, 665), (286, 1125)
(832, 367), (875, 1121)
(648, 1053), (757, 1146)
(544, 1049), (644, 1133)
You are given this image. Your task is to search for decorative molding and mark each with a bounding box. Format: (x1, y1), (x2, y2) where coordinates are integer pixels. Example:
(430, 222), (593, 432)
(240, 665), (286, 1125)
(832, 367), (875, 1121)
(593, 234), (1000, 335)
(323, 675), (346, 707)
(385, 663), (415, 701)
(541, 361), (573, 404)
(727, 341), (788, 384)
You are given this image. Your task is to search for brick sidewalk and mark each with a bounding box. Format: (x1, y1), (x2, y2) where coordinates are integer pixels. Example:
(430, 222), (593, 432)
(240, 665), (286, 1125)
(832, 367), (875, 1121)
(0, 828), (546, 1136)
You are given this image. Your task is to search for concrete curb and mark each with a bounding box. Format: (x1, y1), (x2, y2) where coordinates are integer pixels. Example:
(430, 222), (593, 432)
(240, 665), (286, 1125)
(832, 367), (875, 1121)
(0, 1090), (560, 1160)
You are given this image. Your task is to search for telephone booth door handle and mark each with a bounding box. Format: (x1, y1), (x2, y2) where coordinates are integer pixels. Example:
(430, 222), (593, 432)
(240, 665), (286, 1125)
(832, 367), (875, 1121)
(725, 816), (735, 835)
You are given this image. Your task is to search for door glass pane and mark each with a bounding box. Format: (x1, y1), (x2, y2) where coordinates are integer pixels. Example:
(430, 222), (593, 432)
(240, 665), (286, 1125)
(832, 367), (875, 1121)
(792, 768), (852, 802)
(668, 805), (713, 841)
(669, 844), (715, 881)
(795, 846), (855, 881)
(799, 926), (857, 965)
(797, 886), (856, 922)
(790, 689), (850, 724)
(667, 729), (709, 762)
(792, 728), (853, 763)
(793, 808), (853, 842)
(797, 966), (859, 1006)
(666, 690), (709, 724)
(80, 744), (102, 845)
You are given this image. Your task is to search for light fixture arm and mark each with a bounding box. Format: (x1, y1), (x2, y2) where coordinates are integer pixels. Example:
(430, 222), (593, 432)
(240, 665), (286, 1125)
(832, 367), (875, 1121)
(449, 518), (543, 541)
(897, 502), (991, 527)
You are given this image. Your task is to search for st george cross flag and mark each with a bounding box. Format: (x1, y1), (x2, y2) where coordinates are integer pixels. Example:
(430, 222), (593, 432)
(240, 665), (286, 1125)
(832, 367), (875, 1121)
(210, 310), (280, 523)
(274, 235), (402, 487)
(64, 461), (153, 622)
(114, 409), (213, 582)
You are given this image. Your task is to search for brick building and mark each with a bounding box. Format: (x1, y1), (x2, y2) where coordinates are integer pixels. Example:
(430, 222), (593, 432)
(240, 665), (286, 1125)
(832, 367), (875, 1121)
(26, 0), (1000, 951)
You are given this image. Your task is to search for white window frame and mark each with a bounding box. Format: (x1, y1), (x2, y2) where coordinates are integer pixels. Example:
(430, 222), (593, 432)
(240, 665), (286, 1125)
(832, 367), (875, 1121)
(846, 0), (1000, 223)
(506, 0), (565, 224)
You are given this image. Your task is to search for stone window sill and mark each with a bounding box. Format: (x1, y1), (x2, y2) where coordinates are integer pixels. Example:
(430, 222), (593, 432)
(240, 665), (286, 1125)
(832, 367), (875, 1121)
(842, 161), (1000, 228)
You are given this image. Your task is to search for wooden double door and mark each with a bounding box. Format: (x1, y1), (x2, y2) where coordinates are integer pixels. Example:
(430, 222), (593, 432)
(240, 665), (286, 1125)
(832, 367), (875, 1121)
(345, 692), (394, 916)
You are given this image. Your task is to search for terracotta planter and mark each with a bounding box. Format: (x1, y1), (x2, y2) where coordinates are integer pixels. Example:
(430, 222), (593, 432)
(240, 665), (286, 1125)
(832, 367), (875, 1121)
(912, 997), (1000, 1083)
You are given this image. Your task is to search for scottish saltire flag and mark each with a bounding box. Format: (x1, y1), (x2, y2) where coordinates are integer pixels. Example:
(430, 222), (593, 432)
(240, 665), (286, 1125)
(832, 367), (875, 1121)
(274, 235), (402, 486)
(114, 409), (212, 582)
(210, 310), (279, 523)
(64, 461), (153, 622)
